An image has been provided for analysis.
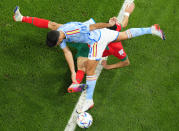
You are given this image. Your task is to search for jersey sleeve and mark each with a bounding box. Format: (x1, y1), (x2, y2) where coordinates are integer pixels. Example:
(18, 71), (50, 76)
(80, 18), (95, 33)
(59, 40), (67, 49)
(80, 25), (90, 33)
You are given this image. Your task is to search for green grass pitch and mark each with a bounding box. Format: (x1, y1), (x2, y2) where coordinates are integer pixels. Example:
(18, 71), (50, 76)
(0, 0), (179, 130)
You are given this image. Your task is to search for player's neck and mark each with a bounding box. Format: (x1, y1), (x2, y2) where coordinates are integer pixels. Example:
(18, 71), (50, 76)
(56, 31), (66, 46)
(58, 31), (66, 41)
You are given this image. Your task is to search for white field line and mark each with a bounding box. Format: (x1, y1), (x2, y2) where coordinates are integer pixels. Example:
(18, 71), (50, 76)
(64, 0), (134, 130)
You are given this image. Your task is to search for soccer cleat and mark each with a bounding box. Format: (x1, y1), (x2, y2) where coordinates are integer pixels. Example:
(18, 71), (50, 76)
(68, 83), (88, 93)
(76, 99), (94, 113)
(151, 24), (165, 40)
(13, 6), (23, 22)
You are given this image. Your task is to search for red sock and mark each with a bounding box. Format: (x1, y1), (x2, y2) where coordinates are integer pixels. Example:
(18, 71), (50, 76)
(22, 16), (49, 28)
(76, 70), (85, 84)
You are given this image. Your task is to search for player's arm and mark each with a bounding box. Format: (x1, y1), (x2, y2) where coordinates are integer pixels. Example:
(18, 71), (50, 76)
(48, 21), (63, 30)
(89, 18), (116, 31)
(101, 58), (130, 70)
(62, 46), (77, 83)
(121, 2), (135, 28)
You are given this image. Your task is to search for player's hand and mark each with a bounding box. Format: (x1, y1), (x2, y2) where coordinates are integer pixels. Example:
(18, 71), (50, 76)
(71, 72), (77, 83)
(109, 17), (117, 26)
(101, 60), (110, 69)
(110, 17), (120, 25)
(125, 2), (135, 14)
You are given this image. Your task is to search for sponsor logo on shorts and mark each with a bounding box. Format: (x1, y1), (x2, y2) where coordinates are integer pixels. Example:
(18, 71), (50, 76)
(118, 49), (124, 56)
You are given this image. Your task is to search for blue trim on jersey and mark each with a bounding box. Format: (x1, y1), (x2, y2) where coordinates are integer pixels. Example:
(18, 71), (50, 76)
(88, 37), (96, 44)
(114, 32), (119, 41)
(97, 30), (101, 41)
(90, 18), (96, 24)
(87, 30), (101, 44)
(96, 58), (101, 61)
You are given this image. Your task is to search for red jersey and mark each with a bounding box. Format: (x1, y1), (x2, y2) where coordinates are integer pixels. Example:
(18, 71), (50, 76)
(102, 24), (127, 61)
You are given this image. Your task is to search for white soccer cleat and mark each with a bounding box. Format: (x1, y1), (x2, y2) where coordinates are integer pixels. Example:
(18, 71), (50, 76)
(13, 6), (23, 22)
(77, 99), (94, 113)
(151, 24), (165, 40)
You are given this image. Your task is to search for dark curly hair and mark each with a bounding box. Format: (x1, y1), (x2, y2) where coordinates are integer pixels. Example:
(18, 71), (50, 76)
(46, 30), (60, 47)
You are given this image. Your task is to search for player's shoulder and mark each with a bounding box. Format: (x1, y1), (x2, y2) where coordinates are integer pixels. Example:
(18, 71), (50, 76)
(83, 18), (96, 25)
(57, 22), (81, 31)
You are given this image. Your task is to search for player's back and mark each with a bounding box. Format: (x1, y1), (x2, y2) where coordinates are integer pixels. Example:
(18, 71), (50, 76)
(57, 19), (101, 45)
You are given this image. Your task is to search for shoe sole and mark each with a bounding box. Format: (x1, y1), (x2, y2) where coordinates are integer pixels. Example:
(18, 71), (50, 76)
(160, 29), (166, 40)
(68, 87), (82, 93)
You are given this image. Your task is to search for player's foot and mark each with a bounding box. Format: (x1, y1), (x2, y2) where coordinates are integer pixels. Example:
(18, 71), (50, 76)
(77, 99), (94, 113)
(151, 24), (165, 40)
(68, 83), (87, 93)
(13, 6), (23, 22)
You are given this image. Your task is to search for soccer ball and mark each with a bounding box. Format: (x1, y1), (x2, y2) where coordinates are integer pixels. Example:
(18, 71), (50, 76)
(76, 112), (93, 128)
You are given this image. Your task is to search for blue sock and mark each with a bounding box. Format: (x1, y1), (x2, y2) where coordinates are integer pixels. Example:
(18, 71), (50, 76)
(86, 75), (97, 100)
(126, 27), (152, 38)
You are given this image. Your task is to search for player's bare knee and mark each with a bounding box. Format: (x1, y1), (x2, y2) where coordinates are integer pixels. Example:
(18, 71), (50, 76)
(86, 60), (98, 76)
(125, 58), (130, 66)
(86, 65), (95, 76)
(77, 57), (87, 72)
(86, 66), (97, 76)
(114, 32), (128, 42)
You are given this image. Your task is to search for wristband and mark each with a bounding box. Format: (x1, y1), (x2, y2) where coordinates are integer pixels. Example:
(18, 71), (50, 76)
(124, 12), (130, 17)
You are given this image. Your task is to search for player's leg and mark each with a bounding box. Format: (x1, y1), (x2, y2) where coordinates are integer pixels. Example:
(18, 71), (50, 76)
(76, 59), (99, 113)
(102, 42), (130, 69)
(13, 6), (60, 30)
(102, 57), (130, 69)
(77, 30), (114, 113)
(115, 24), (165, 41)
(68, 43), (90, 93)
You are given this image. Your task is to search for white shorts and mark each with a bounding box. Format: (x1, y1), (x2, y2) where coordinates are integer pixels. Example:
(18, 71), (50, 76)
(88, 28), (119, 61)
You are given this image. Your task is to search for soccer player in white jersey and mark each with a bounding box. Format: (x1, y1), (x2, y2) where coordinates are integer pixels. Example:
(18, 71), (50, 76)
(13, 3), (165, 113)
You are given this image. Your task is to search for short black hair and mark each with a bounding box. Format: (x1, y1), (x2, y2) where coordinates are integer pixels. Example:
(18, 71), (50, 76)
(107, 24), (117, 31)
(46, 30), (60, 47)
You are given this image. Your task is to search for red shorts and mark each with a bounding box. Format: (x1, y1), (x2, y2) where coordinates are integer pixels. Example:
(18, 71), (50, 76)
(102, 42), (127, 61)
